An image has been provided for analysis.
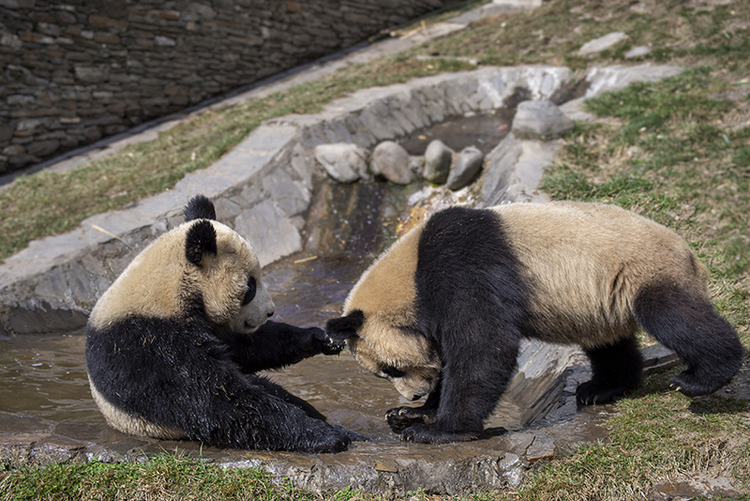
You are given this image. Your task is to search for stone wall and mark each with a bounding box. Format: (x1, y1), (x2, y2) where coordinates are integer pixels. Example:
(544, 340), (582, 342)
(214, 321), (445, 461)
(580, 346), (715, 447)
(0, 0), (456, 175)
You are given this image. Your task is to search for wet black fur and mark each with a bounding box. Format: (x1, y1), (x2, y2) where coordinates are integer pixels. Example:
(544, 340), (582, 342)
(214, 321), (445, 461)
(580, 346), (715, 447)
(86, 195), (350, 453)
(86, 317), (348, 452)
(328, 206), (745, 444)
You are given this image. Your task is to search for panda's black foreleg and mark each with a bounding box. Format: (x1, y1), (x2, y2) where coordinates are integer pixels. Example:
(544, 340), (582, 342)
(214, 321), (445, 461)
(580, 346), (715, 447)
(633, 283), (745, 397)
(400, 331), (521, 444)
(577, 336), (643, 405)
(386, 378), (441, 433)
(220, 321), (344, 373)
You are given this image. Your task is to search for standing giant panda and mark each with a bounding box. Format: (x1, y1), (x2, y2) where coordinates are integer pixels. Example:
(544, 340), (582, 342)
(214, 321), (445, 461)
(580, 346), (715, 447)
(326, 202), (745, 444)
(86, 195), (351, 453)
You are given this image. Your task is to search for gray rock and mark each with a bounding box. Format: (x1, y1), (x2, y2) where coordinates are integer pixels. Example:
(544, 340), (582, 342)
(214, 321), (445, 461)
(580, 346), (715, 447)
(625, 45), (651, 59)
(447, 146), (483, 190)
(423, 139), (454, 184)
(650, 475), (737, 501)
(370, 141), (414, 185)
(582, 64), (683, 99)
(314, 143), (369, 183)
(477, 133), (556, 206)
(512, 100), (574, 140)
(577, 32), (629, 56)
(409, 155), (424, 177)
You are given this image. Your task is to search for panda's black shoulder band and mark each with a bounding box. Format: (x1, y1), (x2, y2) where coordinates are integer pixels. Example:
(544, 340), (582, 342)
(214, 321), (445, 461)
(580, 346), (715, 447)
(185, 220), (217, 266)
(184, 194), (217, 222)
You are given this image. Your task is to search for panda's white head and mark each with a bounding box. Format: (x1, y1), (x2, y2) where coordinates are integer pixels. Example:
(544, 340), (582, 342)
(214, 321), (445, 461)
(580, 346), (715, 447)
(326, 310), (441, 401)
(325, 224), (441, 401)
(89, 195), (275, 333)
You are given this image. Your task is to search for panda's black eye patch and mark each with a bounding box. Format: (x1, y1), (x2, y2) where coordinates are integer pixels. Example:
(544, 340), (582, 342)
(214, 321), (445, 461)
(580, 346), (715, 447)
(242, 276), (257, 305)
(381, 365), (406, 379)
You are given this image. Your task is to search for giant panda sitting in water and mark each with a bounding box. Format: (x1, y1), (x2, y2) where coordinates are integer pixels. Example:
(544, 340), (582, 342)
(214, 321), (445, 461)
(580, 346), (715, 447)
(86, 195), (351, 453)
(326, 202), (745, 444)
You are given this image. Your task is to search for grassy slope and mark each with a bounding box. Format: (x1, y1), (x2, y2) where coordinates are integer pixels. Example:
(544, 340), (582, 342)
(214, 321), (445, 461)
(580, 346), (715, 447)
(2, 0), (749, 499)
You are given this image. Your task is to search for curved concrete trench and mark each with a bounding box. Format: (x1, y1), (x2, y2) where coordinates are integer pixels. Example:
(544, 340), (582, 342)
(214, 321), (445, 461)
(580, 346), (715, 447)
(0, 64), (685, 495)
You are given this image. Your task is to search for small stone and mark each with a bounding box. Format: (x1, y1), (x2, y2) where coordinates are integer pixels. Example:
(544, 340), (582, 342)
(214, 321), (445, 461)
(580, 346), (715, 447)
(423, 139), (454, 184)
(512, 101), (574, 140)
(577, 32), (629, 56)
(314, 143), (368, 183)
(447, 146), (483, 190)
(370, 141), (414, 185)
(625, 46), (651, 59)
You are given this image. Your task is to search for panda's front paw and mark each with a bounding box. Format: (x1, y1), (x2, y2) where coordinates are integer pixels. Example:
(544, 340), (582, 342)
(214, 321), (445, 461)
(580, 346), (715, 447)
(317, 330), (346, 355)
(401, 423), (478, 444)
(385, 406), (436, 433)
(306, 327), (345, 356)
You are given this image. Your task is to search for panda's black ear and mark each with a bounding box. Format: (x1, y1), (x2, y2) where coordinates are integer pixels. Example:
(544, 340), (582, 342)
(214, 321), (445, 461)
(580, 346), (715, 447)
(185, 220), (217, 267)
(184, 194), (217, 222)
(325, 310), (364, 343)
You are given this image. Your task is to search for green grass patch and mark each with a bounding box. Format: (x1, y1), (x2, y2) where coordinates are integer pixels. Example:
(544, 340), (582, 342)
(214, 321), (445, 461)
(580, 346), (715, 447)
(0, 453), (320, 501)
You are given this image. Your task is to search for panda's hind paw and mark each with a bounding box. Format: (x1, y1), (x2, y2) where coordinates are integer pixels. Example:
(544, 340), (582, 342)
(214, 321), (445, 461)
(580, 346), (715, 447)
(575, 380), (630, 406)
(305, 427), (352, 453)
(669, 372), (722, 397)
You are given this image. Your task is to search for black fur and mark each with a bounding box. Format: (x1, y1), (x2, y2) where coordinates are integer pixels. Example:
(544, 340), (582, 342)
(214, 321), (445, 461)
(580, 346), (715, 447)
(576, 336), (643, 405)
(184, 194), (217, 221)
(214, 321), (346, 372)
(405, 206), (529, 443)
(86, 316), (350, 452)
(326, 310), (364, 343)
(386, 376), (441, 433)
(633, 282), (745, 396)
(185, 220), (217, 266)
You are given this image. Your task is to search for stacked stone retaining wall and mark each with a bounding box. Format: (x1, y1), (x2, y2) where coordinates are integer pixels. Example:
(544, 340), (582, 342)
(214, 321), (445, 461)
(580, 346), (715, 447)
(0, 0), (456, 174)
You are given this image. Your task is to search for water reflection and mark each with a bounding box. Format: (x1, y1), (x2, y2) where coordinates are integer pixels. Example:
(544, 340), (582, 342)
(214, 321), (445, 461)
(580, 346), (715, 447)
(0, 332), (103, 424)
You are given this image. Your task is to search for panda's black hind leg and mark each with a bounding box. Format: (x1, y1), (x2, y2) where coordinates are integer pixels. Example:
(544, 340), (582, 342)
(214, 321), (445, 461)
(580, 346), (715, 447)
(634, 283), (745, 397)
(577, 335), (643, 405)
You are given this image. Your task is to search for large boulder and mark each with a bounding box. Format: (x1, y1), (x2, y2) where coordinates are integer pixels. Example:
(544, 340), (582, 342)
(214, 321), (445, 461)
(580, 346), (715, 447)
(447, 146), (484, 190)
(314, 143), (369, 183)
(423, 139), (454, 184)
(370, 141), (414, 185)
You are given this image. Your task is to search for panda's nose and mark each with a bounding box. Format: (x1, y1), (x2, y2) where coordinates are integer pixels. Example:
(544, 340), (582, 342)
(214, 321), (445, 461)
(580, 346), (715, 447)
(267, 311), (274, 318)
